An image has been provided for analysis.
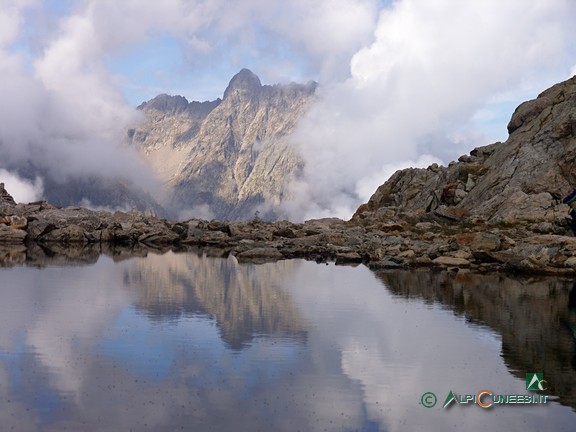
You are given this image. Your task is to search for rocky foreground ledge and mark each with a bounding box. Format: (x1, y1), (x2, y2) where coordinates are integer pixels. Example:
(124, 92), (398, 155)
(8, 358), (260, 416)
(2, 183), (576, 275)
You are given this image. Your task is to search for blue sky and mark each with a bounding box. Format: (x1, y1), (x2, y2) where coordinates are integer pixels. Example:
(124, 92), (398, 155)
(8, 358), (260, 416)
(15, 0), (395, 105)
(1, 0), (576, 216)
(102, 0), (397, 105)
(20, 0), (570, 126)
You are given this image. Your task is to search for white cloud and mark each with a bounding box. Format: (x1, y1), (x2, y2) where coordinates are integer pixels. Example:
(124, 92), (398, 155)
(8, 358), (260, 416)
(177, 204), (215, 221)
(0, 168), (43, 203)
(284, 0), (576, 220)
(0, 0), (160, 200)
(0, 0), (32, 47)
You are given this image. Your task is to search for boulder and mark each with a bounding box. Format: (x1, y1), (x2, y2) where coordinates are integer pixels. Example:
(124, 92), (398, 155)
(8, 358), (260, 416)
(8, 215), (27, 229)
(236, 247), (284, 263)
(0, 225), (27, 243)
(39, 225), (88, 244)
(470, 232), (501, 252)
(335, 251), (363, 264)
(272, 227), (297, 238)
(368, 259), (405, 270)
(432, 256), (471, 268)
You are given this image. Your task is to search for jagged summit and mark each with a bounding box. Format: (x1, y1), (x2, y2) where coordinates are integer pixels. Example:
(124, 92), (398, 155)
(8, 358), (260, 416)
(138, 94), (189, 113)
(223, 68), (262, 100)
(131, 69), (317, 220)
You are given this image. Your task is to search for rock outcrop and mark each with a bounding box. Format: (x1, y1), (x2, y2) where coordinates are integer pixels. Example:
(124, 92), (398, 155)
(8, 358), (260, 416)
(130, 69), (317, 220)
(353, 76), (576, 228)
(0, 183), (16, 205)
(4, 186), (576, 276)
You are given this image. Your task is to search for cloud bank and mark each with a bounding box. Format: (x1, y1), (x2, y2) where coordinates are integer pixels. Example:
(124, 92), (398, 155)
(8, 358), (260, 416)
(285, 0), (576, 219)
(0, 0), (159, 203)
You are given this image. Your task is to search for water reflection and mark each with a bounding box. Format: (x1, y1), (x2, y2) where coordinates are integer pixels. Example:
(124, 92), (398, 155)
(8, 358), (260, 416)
(0, 252), (575, 431)
(124, 253), (307, 349)
(376, 270), (576, 410)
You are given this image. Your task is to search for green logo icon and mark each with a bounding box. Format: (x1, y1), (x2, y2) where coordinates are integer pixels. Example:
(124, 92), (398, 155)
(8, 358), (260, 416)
(421, 392), (437, 408)
(443, 390), (457, 408)
(526, 373), (546, 391)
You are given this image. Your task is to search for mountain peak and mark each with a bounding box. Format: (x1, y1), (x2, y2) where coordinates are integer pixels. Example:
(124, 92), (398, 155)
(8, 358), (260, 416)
(138, 94), (189, 113)
(223, 69), (262, 100)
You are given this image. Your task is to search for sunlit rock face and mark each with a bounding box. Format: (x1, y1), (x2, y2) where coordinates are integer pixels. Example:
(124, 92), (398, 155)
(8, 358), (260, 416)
(131, 69), (317, 220)
(354, 76), (576, 229)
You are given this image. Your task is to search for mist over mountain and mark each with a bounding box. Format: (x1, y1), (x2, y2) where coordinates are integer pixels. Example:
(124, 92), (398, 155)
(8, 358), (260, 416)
(0, 68), (316, 219)
(130, 69), (317, 220)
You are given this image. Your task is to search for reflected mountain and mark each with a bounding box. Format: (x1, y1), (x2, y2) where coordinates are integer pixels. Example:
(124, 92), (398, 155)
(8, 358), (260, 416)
(376, 270), (576, 410)
(123, 251), (307, 349)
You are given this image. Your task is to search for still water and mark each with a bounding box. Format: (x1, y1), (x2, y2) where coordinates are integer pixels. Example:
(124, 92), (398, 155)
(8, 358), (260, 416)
(1, 251), (575, 431)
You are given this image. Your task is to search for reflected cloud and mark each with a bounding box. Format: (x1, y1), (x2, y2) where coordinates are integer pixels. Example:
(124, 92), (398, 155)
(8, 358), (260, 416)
(377, 270), (576, 410)
(285, 265), (576, 431)
(0, 260), (132, 398)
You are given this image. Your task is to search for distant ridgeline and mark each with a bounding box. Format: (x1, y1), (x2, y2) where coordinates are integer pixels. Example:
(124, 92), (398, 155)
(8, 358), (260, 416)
(130, 69), (317, 220)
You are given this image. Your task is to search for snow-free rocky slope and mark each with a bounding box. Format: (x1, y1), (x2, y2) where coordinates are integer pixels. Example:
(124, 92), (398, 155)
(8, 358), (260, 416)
(131, 69), (317, 220)
(354, 75), (576, 230)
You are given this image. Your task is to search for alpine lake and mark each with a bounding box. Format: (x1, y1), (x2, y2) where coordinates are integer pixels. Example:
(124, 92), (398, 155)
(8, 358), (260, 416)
(1, 248), (576, 431)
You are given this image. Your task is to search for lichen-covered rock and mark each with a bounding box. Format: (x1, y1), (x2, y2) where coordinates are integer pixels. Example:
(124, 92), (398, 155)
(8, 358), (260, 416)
(432, 256), (471, 268)
(40, 225), (88, 244)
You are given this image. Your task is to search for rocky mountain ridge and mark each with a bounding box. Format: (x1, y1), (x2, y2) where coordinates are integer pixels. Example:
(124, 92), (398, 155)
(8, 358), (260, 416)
(130, 69), (317, 220)
(354, 75), (576, 229)
(4, 75), (576, 276)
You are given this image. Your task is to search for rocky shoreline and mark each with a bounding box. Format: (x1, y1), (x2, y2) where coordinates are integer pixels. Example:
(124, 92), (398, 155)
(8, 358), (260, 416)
(2, 182), (576, 275)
